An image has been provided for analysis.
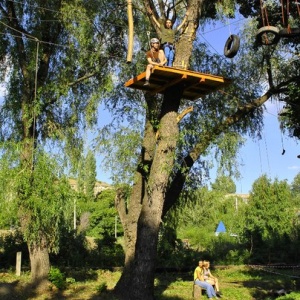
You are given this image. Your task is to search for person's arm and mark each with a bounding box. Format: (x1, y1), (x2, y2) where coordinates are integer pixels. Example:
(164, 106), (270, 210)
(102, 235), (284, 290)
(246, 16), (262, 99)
(176, 11), (189, 31)
(196, 268), (204, 281)
(147, 56), (161, 66)
(208, 269), (216, 279)
(148, 8), (160, 28)
(158, 50), (167, 66)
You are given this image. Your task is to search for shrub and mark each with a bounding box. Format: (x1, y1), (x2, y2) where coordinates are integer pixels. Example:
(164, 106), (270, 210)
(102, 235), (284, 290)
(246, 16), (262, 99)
(48, 266), (66, 290)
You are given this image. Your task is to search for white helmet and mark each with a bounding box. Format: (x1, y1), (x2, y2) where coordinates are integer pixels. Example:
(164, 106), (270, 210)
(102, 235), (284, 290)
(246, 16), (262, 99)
(150, 38), (160, 44)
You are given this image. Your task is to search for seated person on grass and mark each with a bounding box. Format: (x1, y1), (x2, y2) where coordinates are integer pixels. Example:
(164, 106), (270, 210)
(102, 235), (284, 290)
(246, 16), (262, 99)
(202, 260), (222, 298)
(194, 260), (218, 299)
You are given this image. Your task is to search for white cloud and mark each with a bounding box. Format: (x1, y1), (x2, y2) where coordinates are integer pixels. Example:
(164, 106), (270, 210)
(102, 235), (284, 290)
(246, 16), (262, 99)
(288, 165), (300, 170)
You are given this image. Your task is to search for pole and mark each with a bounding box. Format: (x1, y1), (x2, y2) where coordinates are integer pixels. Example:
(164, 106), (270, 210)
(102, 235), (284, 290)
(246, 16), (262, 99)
(115, 215), (117, 238)
(74, 198), (76, 230)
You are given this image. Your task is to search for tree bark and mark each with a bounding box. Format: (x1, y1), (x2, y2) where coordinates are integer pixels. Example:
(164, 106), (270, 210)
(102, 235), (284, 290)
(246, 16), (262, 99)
(28, 243), (50, 290)
(115, 86), (183, 299)
(114, 1), (203, 299)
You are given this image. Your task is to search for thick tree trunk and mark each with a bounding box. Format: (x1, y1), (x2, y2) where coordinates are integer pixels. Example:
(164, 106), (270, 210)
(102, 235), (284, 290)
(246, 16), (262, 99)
(115, 87), (182, 300)
(115, 2), (203, 299)
(28, 243), (50, 290)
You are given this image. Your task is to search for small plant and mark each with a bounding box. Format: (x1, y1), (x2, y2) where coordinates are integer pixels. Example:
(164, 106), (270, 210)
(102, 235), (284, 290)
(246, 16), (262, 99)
(48, 266), (66, 290)
(66, 277), (76, 284)
(96, 282), (107, 293)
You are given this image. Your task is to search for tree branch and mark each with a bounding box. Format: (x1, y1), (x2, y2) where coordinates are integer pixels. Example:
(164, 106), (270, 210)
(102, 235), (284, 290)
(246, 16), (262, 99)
(67, 72), (97, 87)
(163, 76), (300, 216)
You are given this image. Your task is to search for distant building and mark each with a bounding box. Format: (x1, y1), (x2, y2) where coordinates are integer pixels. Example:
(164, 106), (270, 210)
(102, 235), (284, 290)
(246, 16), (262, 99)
(68, 178), (112, 196)
(225, 193), (250, 204)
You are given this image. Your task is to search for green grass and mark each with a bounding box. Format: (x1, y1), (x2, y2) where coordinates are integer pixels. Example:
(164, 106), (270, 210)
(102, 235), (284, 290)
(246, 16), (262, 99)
(0, 265), (300, 299)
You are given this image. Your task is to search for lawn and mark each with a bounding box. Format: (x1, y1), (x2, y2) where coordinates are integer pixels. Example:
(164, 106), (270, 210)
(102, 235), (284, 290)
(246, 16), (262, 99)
(0, 265), (300, 299)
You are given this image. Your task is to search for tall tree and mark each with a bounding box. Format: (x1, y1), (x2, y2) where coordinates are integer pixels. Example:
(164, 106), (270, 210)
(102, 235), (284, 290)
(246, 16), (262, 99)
(0, 0), (124, 287)
(243, 175), (293, 262)
(96, 0), (300, 299)
(84, 150), (97, 200)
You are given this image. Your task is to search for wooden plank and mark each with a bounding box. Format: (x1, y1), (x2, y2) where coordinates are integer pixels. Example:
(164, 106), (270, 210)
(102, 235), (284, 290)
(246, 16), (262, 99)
(152, 74), (187, 95)
(124, 66), (231, 101)
(124, 71), (146, 87)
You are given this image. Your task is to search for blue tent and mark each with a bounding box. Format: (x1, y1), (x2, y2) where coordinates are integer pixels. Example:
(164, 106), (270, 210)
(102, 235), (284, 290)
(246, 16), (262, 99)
(215, 221), (226, 236)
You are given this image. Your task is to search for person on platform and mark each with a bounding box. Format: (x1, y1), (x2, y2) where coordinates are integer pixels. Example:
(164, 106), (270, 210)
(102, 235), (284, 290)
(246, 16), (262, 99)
(148, 8), (189, 66)
(143, 38), (166, 86)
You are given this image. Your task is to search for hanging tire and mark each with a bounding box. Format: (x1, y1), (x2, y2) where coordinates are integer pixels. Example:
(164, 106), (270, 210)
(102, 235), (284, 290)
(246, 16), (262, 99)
(224, 35), (240, 58)
(279, 28), (300, 38)
(256, 26), (280, 45)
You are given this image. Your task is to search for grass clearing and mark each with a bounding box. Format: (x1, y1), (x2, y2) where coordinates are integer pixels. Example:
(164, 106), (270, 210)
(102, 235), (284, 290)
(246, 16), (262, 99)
(0, 265), (299, 299)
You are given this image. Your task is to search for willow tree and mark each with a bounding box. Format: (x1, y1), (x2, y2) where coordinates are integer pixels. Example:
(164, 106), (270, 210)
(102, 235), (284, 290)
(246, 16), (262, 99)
(0, 0), (125, 287)
(95, 0), (300, 299)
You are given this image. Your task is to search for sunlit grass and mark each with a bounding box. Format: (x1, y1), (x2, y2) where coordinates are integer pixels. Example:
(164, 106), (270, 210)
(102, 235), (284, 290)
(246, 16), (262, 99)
(0, 265), (300, 299)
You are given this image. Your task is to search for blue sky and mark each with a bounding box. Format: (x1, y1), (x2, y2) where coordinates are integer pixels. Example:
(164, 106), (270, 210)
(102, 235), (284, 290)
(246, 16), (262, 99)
(222, 104), (299, 194)
(201, 19), (300, 193)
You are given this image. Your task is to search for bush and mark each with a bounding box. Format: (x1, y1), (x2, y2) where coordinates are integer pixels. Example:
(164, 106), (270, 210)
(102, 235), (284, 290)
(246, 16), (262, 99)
(96, 282), (107, 293)
(48, 266), (66, 290)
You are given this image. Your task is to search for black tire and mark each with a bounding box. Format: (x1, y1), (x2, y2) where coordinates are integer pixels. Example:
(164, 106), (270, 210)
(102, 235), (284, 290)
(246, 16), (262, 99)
(279, 28), (300, 38)
(224, 34), (240, 58)
(256, 26), (280, 45)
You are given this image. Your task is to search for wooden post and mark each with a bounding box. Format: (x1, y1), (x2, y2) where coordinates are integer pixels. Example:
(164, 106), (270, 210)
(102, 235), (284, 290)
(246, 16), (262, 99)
(16, 251), (22, 276)
(193, 284), (202, 299)
(126, 0), (134, 63)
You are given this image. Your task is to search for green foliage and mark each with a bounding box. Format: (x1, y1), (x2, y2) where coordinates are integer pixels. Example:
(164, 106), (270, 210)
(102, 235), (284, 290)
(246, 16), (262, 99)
(89, 234), (124, 268)
(0, 150), (19, 228)
(291, 173), (300, 195)
(215, 0), (236, 18)
(97, 126), (144, 185)
(77, 151), (97, 201)
(164, 172), (300, 267)
(84, 150), (97, 200)
(241, 175), (299, 263)
(15, 151), (74, 253)
(96, 282), (108, 293)
(48, 267), (66, 290)
(211, 175), (236, 193)
(50, 230), (90, 268)
(84, 189), (121, 239)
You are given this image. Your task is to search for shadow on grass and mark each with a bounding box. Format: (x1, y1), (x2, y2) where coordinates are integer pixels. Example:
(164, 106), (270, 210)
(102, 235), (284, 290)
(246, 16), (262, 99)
(64, 268), (99, 281)
(153, 270), (195, 300)
(0, 281), (67, 300)
(239, 267), (299, 300)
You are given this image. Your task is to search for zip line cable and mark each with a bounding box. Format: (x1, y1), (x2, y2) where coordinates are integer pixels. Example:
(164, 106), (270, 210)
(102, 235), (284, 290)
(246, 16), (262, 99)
(263, 131), (271, 177)
(6, 0), (69, 14)
(258, 138), (263, 174)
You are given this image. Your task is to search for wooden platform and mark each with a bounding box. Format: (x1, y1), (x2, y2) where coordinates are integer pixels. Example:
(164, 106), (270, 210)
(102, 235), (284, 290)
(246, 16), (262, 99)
(124, 66), (231, 101)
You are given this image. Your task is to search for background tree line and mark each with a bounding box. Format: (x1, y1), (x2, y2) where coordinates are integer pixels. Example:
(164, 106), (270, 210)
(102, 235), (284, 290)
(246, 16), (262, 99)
(1, 171), (300, 271)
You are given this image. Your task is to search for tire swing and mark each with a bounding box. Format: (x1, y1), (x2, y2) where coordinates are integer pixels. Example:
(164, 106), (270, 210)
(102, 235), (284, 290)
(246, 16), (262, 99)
(224, 34), (240, 58)
(279, 28), (300, 38)
(278, 0), (300, 39)
(256, 26), (280, 45)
